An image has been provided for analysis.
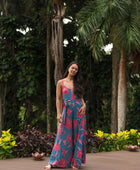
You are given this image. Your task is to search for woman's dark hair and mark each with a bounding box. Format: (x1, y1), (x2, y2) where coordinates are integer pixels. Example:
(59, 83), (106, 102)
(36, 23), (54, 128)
(64, 61), (84, 98)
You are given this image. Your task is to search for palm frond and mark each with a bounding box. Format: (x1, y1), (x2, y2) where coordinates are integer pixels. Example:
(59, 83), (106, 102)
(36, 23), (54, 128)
(114, 2), (140, 53)
(77, 0), (140, 59)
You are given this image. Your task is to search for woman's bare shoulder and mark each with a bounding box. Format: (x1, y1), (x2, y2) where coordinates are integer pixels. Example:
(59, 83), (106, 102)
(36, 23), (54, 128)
(57, 79), (65, 87)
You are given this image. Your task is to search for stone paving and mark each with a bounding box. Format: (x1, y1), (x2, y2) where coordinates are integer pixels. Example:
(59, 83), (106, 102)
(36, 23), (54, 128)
(0, 150), (140, 170)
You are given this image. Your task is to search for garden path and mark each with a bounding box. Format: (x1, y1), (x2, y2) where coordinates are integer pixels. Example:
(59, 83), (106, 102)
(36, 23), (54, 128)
(0, 150), (140, 170)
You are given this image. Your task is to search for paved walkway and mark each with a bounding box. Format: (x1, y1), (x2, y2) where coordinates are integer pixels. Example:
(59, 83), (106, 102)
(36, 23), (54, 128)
(0, 150), (140, 170)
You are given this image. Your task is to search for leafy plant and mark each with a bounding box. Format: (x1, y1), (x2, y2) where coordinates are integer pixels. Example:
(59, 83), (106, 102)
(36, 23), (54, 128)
(86, 129), (98, 153)
(95, 129), (140, 152)
(14, 125), (56, 157)
(0, 129), (17, 159)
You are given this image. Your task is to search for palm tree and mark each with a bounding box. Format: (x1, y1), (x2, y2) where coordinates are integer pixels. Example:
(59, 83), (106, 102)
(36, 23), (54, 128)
(77, 0), (140, 132)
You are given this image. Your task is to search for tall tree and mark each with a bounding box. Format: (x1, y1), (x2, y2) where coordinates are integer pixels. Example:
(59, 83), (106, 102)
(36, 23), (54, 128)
(51, 0), (65, 84)
(77, 0), (140, 132)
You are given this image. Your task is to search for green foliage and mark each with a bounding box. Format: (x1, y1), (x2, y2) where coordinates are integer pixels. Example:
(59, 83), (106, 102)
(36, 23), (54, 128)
(0, 129), (17, 159)
(95, 129), (140, 152)
(0, 0), (139, 136)
(77, 0), (140, 58)
(126, 74), (140, 131)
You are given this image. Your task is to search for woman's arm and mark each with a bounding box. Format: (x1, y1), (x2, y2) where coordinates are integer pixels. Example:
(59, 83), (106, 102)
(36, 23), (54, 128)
(81, 98), (86, 107)
(56, 80), (62, 122)
(79, 97), (86, 116)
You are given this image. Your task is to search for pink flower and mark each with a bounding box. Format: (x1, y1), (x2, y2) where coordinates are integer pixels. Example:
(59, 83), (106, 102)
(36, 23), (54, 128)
(73, 119), (77, 129)
(80, 118), (86, 127)
(58, 124), (64, 135)
(71, 92), (76, 99)
(77, 108), (82, 118)
(72, 158), (77, 167)
(77, 148), (82, 158)
(79, 139), (82, 144)
(76, 100), (81, 105)
(63, 140), (66, 145)
(65, 117), (72, 129)
(62, 87), (69, 95)
(69, 152), (73, 161)
(67, 108), (72, 116)
(54, 152), (57, 157)
(54, 143), (60, 151)
(58, 158), (67, 167)
(62, 149), (67, 156)
(67, 135), (72, 143)
(68, 144), (72, 148)
(75, 133), (80, 140)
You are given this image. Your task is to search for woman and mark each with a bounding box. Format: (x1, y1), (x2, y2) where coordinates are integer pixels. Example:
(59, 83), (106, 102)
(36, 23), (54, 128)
(44, 61), (86, 170)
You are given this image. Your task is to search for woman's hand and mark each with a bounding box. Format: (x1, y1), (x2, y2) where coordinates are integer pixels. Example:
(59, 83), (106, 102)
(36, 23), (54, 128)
(57, 113), (62, 123)
(79, 104), (86, 116)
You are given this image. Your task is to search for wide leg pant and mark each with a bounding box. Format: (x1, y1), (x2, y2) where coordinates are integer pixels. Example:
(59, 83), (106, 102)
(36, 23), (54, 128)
(48, 99), (86, 168)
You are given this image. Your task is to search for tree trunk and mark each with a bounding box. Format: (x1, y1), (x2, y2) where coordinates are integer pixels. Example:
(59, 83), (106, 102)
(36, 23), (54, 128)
(3, 0), (8, 15)
(118, 50), (127, 132)
(111, 47), (119, 133)
(0, 85), (2, 136)
(51, 0), (65, 84)
(0, 84), (6, 136)
(46, 17), (51, 133)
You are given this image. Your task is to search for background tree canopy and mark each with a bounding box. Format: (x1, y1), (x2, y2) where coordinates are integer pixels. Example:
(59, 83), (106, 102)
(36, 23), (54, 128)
(0, 0), (139, 135)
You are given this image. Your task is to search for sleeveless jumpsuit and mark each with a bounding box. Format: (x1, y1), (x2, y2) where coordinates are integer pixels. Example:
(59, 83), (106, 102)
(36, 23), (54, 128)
(48, 80), (86, 168)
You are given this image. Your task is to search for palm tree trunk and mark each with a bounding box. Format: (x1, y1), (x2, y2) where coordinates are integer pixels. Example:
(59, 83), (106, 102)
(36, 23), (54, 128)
(118, 50), (127, 132)
(46, 17), (51, 133)
(111, 47), (119, 133)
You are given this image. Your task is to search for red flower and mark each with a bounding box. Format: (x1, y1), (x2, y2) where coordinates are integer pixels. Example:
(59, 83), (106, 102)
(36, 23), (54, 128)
(58, 158), (67, 167)
(69, 152), (73, 161)
(54, 152), (57, 157)
(67, 108), (72, 116)
(77, 108), (82, 118)
(63, 140), (66, 145)
(54, 143), (60, 151)
(62, 87), (69, 95)
(58, 124), (64, 135)
(67, 135), (72, 143)
(79, 139), (82, 144)
(77, 149), (82, 158)
(71, 92), (76, 99)
(62, 149), (67, 156)
(80, 118), (86, 127)
(72, 158), (77, 167)
(75, 133), (80, 140)
(65, 117), (72, 129)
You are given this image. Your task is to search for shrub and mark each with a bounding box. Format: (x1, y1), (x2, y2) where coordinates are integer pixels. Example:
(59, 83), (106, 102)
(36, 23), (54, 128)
(14, 125), (56, 157)
(95, 129), (140, 152)
(0, 129), (17, 159)
(86, 129), (98, 153)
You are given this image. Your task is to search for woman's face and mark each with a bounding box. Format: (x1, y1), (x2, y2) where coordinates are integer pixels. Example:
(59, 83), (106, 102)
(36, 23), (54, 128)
(68, 64), (78, 77)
